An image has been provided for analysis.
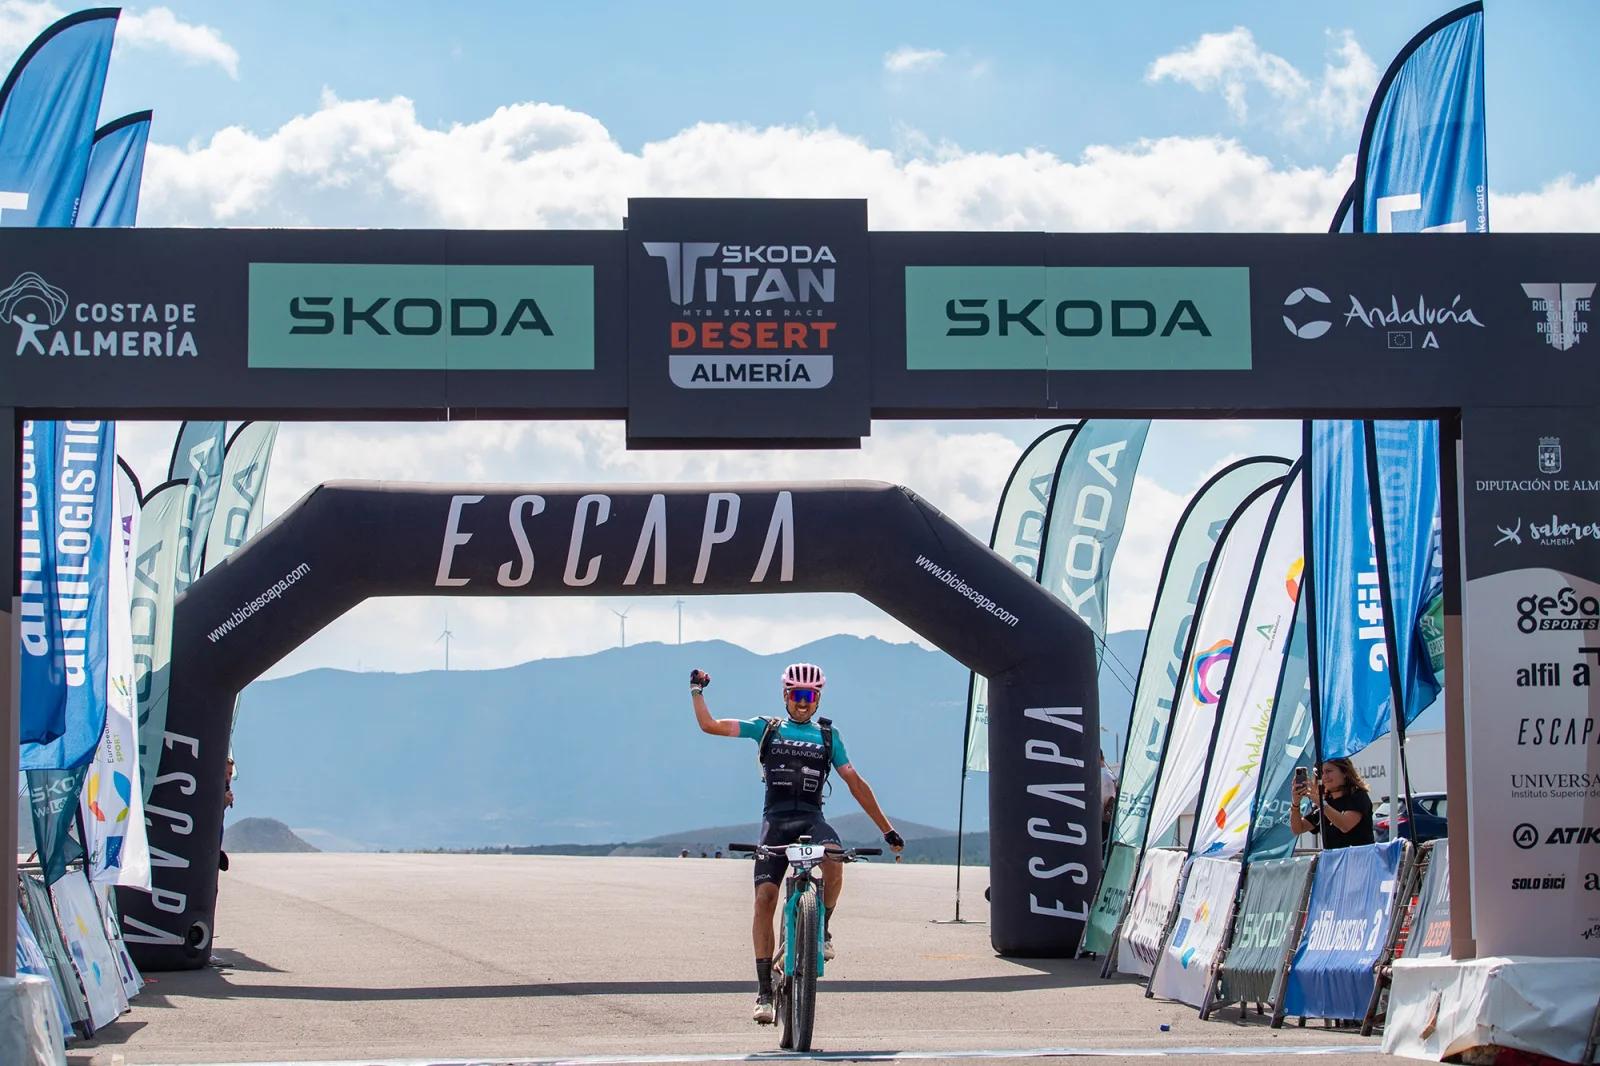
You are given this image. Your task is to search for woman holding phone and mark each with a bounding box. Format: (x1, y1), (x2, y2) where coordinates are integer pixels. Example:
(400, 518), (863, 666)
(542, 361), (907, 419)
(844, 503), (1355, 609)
(1289, 758), (1375, 849)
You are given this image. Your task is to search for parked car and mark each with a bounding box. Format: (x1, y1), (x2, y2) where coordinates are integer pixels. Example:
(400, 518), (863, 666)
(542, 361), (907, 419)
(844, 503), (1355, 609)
(1373, 791), (1448, 843)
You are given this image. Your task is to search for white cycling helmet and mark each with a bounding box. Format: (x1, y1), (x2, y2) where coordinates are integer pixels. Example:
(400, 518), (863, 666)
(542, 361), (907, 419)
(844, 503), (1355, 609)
(781, 662), (826, 691)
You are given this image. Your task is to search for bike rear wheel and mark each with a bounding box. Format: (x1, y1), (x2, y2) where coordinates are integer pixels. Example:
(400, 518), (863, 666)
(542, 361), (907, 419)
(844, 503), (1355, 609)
(790, 890), (820, 1051)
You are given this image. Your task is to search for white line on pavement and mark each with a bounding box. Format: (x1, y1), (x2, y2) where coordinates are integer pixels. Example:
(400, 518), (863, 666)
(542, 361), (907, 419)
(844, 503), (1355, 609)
(151, 1044), (1384, 1066)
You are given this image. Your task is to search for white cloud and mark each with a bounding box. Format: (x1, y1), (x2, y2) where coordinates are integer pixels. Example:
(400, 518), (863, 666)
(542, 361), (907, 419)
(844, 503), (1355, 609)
(884, 46), (945, 74)
(119, 6), (238, 78)
(0, 2), (238, 78)
(1148, 26), (1378, 138)
(142, 92), (1355, 231)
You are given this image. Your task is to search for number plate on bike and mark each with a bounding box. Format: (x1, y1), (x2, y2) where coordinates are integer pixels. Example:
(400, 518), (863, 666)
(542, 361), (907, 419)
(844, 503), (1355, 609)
(785, 844), (827, 863)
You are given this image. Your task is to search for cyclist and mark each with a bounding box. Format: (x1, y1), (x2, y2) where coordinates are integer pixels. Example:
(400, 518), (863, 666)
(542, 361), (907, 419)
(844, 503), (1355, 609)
(689, 663), (904, 1025)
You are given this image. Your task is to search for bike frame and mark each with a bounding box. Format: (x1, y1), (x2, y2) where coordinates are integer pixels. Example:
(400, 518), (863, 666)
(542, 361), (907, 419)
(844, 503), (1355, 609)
(781, 852), (830, 980)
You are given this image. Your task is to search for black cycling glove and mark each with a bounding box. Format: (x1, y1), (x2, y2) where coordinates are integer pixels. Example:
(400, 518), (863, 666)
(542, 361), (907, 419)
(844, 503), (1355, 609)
(884, 829), (904, 849)
(689, 669), (710, 692)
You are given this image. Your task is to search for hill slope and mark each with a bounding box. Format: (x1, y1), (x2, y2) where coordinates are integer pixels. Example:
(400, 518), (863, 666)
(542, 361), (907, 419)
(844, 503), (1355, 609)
(231, 630), (1144, 850)
(224, 817), (319, 853)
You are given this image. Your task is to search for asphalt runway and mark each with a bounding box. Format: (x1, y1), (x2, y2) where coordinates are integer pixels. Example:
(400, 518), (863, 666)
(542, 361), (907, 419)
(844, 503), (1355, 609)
(70, 855), (1399, 1066)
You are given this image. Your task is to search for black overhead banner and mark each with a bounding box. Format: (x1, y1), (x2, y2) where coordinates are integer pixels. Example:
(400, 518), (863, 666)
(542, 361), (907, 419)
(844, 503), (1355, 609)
(625, 198), (871, 446)
(0, 211), (1597, 439)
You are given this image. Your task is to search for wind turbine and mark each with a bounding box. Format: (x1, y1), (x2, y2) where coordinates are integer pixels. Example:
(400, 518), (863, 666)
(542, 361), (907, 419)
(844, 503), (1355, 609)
(612, 605), (632, 648)
(675, 599), (685, 645)
(436, 613), (455, 671)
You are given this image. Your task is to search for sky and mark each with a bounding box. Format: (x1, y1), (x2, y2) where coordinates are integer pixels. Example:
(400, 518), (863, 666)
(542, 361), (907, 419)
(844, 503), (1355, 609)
(17, 0), (1599, 677)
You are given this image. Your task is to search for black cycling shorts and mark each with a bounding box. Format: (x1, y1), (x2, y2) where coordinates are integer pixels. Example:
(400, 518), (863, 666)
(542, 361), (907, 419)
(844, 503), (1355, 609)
(754, 807), (842, 886)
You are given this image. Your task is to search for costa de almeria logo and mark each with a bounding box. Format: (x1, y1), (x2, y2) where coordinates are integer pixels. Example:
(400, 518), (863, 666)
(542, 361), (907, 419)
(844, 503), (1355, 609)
(0, 270), (201, 357)
(0, 272), (68, 354)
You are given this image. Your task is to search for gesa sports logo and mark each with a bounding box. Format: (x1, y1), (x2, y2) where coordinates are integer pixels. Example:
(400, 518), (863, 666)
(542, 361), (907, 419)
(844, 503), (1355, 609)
(0, 271), (201, 358)
(1516, 587), (1600, 633)
(644, 242), (841, 390)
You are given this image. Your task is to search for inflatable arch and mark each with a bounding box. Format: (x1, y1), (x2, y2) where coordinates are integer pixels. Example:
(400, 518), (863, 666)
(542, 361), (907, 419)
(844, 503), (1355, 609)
(120, 480), (1098, 968)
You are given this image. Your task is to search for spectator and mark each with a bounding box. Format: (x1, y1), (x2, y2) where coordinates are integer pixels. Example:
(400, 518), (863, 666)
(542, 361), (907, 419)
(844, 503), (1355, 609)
(1100, 753), (1119, 859)
(1290, 758), (1375, 849)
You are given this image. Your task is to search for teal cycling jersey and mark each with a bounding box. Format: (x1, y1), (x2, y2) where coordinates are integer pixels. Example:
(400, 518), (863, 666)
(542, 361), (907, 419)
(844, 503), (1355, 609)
(736, 718), (850, 769)
(738, 717), (849, 810)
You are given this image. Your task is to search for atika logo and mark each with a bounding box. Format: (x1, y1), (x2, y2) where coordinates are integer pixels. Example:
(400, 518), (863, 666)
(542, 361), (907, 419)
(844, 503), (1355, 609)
(0, 271), (201, 358)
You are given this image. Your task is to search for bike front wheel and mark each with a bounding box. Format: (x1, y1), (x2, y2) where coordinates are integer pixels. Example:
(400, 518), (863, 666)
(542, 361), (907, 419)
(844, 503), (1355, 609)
(789, 890), (820, 1051)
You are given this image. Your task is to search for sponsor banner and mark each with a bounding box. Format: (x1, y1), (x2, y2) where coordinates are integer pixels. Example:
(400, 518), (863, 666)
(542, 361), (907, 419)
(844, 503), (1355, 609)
(77, 111), (151, 229)
(1312, 420), (1393, 760)
(1282, 841), (1404, 1021)
(1353, 5), (1487, 235)
(1245, 597), (1317, 862)
(203, 421), (279, 573)
(1193, 469), (1304, 858)
(1370, 421), (1444, 722)
(904, 267), (1253, 370)
(1402, 841), (1452, 959)
(1037, 420), (1149, 645)
(1149, 856), (1242, 1007)
(1081, 841), (1138, 956)
(1463, 406), (1600, 956)
(1220, 854), (1317, 1007)
(0, 10), (117, 228)
(19, 875), (89, 1026)
(1147, 485), (1280, 847)
(16, 900), (75, 1033)
(626, 198), (870, 443)
(967, 423), (1078, 773)
(19, 420), (116, 770)
(132, 482), (185, 804)
(1117, 847), (1185, 978)
(50, 868), (129, 1029)
(82, 469), (150, 889)
(94, 881), (143, 999)
(1112, 458), (1289, 847)
(25, 766), (85, 885)
(248, 263), (594, 369)
(170, 420), (227, 591)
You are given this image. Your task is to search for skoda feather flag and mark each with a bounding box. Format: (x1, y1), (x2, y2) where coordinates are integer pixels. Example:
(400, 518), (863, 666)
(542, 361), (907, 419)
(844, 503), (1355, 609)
(76, 110), (150, 228)
(1332, 3), (1487, 234)
(0, 8), (119, 228)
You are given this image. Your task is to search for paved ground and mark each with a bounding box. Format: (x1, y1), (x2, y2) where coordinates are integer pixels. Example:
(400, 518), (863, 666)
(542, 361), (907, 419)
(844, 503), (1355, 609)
(69, 855), (1399, 1066)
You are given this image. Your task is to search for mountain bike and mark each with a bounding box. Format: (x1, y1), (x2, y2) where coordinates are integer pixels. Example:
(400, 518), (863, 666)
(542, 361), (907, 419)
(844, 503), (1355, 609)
(729, 837), (881, 1051)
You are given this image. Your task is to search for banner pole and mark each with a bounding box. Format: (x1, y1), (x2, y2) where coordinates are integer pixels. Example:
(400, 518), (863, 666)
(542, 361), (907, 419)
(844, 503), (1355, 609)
(1301, 422), (1326, 768)
(2, 407), (18, 977)
(1363, 422), (1417, 832)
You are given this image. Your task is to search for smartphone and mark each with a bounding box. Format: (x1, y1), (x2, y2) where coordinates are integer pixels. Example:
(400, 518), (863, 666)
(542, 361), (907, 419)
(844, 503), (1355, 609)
(1293, 766), (1310, 787)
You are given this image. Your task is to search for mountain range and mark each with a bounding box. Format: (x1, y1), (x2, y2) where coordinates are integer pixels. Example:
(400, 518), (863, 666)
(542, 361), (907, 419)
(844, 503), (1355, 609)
(227, 630), (1146, 850)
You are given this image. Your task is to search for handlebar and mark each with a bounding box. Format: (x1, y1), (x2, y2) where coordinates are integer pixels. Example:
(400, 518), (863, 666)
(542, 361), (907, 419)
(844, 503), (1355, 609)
(727, 842), (880, 861)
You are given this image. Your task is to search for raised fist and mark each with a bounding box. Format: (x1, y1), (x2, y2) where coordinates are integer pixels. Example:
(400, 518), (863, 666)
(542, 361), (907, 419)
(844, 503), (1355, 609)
(689, 669), (710, 690)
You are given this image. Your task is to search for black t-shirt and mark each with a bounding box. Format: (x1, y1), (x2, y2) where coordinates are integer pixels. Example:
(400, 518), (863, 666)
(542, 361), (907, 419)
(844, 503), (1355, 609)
(1309, 788), (1375, 849)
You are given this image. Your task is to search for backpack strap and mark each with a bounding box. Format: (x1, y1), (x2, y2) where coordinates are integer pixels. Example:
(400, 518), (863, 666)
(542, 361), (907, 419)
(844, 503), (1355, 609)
(817, 718), (834, 772)
(757, 717), (783, 775)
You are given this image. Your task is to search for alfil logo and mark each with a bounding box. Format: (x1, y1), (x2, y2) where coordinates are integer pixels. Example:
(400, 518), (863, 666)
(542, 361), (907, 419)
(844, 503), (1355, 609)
(1191, 639), (1233, 705)
(1522, 283), (1594, 351)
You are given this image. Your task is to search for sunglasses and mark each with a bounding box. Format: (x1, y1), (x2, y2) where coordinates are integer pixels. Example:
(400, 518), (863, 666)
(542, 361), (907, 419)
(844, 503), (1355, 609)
(789, 689), (819, 705)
